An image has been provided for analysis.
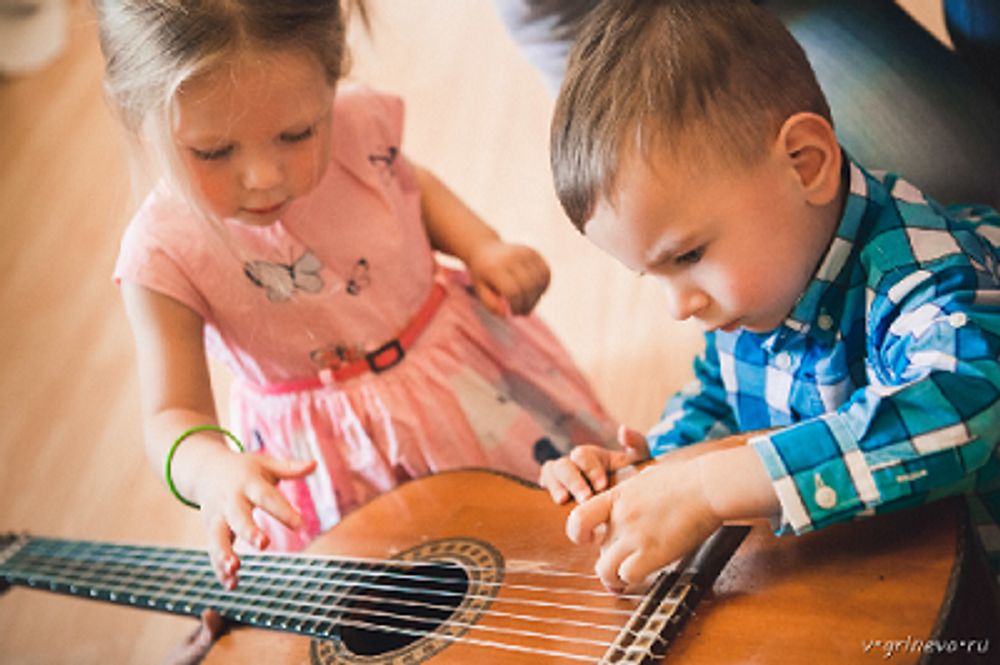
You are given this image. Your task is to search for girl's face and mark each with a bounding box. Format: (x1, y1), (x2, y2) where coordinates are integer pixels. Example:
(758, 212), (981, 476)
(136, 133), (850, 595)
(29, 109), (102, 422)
(172, 49), (335, 226)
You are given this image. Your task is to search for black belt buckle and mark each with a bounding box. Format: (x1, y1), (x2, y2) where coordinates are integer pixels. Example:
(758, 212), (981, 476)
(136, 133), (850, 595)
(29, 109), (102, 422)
(366, 339), (405, 373)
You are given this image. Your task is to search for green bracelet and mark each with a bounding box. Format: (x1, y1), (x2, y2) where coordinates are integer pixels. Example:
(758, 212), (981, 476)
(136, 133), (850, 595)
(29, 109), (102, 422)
(165, 425), (245, 509)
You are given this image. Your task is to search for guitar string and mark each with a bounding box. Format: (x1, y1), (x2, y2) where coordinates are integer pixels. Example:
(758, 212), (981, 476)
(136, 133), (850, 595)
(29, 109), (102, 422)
(6, 544), (673, 659)
(6, 558), (629, 663)
(8, 540), (679, 663)
(8, 551), (645, 634)
(11, 546), (640, 615)
(16, 538), (647, 603)
(21, 535), (623, 584)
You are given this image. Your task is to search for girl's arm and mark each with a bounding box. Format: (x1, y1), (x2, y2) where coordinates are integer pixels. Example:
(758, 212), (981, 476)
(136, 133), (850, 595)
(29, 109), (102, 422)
(120, 283), (315, 588)
(411, 163), (551, 315)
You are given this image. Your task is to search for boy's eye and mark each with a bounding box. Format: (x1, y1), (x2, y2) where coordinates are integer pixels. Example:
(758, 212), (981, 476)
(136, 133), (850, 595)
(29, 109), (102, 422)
(675, 246), (705, 265)
(190, 145), (233, 161)
(281, 126), (315, 143)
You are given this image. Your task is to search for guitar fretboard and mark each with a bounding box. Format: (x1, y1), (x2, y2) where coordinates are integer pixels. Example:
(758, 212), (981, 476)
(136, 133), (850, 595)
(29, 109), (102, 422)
(0, 535), (465, 643)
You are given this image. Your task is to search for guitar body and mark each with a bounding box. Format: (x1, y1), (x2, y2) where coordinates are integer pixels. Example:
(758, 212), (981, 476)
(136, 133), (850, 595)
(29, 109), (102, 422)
(200, 469), (974, 665)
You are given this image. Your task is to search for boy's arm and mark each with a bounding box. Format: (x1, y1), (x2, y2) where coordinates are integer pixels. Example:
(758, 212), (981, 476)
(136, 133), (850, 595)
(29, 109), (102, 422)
(568, 432), (779, 590)
(540, 333), (741, 503)
(647, 332), (740, 456)
(750, 264), (1000, 538)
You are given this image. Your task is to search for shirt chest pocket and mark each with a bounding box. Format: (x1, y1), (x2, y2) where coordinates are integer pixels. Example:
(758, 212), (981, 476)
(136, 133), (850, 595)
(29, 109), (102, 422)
(789, 347), (857, 418)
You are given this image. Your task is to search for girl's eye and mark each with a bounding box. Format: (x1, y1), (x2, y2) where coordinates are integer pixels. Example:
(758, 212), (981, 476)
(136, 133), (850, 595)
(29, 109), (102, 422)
(675, 246), (705, 265)
(190, 145), (233, 161)
(281, 126), (314, 143)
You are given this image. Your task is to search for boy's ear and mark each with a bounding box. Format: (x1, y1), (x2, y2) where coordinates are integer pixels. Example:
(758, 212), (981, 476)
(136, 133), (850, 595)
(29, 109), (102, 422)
(774, 112), (841, 206)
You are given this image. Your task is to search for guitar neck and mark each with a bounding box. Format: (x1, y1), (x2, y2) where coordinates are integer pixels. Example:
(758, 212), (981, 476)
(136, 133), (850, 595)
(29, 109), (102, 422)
(600, 525), (751, 664)
(2, 525), (751, 662)
(0, 534), (364, 641)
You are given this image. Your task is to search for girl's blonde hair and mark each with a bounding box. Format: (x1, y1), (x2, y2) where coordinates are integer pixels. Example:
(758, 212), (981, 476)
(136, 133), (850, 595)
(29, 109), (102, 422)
(93, 0), (365, 208)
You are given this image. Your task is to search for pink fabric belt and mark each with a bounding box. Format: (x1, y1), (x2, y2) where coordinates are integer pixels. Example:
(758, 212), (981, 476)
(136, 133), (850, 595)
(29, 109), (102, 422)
(251, 282), (448, 395)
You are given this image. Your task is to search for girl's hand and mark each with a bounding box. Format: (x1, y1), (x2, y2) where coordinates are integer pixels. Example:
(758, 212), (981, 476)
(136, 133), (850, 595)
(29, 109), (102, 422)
(191, 448), (316, 589)
(161, 609), (226, 665)
(566, 456), (721, 592)
(539, 425), (649, 504)
(466, 240), (551, 316)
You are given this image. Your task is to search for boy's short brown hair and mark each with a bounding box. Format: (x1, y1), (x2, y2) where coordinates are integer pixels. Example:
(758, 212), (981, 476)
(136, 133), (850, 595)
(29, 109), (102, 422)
(551, 0), (832, 229)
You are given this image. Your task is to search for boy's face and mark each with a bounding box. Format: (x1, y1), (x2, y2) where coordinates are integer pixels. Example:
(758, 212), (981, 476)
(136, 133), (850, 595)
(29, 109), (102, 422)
(585, 139), (837, 334)
(172, 49), (335, 226)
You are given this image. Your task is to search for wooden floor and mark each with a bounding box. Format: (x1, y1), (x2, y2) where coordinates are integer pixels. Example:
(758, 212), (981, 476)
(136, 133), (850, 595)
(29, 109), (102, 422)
(0, 1), (945, 663)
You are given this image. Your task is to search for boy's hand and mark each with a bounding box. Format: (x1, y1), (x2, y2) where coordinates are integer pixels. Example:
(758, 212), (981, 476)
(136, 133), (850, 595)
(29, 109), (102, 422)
(467, 240), (551, 316)
(192, 449), (316, 589)
(566, 456), (721, 592)
(539, 425), (649, 504)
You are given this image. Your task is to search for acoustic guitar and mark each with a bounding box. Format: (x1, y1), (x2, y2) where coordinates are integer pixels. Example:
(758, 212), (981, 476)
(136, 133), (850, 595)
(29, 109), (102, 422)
(1, 469), (996, 664)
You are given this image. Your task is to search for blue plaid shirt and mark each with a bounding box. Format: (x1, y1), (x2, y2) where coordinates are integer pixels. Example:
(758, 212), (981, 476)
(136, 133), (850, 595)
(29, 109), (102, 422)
(648, 159), (1000, 574)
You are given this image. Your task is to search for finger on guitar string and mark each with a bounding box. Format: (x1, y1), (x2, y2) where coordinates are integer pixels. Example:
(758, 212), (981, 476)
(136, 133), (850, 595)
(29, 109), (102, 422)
(595, 537), (634, 593)
(617, 548), (661, 590)
(566, 490), (614, 545)
(540, 455), (596, 503)
(569, 445), (614, 494)
(538, 460), (571, 503)
(205, 516), (241, 589)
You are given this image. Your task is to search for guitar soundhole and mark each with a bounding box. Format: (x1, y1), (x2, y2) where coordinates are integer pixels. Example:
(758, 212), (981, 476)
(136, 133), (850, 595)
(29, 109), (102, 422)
(336, 561), (469, 656)
(312, 538), (503, 665)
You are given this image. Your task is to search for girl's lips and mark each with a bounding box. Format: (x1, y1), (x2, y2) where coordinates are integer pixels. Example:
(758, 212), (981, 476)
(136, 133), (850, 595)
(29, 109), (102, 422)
(243, 200), (287, 215)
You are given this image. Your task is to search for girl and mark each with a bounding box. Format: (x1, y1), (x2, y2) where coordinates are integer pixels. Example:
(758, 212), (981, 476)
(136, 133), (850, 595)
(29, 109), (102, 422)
(95, 0), (612, 589)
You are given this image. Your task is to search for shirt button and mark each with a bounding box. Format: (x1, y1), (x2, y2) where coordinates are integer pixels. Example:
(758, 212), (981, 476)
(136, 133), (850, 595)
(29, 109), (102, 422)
(774, 352), (792, 370)
(948, 312), (967, 328)
(815, 485), (837, 510)
(817, 313), (834, 331)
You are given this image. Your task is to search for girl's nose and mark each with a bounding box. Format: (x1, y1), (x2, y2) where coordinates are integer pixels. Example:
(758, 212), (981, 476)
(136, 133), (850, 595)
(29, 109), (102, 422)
(241, 152), (283, 191)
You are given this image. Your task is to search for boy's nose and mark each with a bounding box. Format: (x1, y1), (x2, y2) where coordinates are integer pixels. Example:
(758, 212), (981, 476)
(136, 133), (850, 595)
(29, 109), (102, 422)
(662, 283), (709, 321)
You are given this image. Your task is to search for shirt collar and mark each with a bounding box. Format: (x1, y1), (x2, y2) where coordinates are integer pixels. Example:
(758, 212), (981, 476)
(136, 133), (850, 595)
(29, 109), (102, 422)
(760, 154), (884, 351)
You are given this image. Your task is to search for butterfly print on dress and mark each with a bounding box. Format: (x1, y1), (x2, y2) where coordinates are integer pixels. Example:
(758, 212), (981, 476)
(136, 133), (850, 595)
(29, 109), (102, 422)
(309, 342), (366, 369)
(345, 258), (371, 295)
(368, 146), (398, 181)
(244, 250), (324, 303)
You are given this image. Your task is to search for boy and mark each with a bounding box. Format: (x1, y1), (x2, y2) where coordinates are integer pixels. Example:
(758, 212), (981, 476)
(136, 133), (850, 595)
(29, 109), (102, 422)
(540, 0), (1000, 593)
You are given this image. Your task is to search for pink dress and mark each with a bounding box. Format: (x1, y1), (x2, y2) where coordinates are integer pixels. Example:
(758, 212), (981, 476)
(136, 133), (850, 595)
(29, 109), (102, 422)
(114, 84), (613, 550)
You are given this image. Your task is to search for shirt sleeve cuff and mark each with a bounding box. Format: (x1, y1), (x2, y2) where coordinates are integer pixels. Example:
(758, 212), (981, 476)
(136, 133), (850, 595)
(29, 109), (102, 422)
(748, 416), (873, 536)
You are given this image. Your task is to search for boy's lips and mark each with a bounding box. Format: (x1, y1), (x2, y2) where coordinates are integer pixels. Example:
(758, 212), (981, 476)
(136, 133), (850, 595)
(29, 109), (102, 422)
(707, 318), (741, 333)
